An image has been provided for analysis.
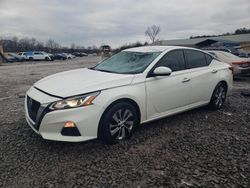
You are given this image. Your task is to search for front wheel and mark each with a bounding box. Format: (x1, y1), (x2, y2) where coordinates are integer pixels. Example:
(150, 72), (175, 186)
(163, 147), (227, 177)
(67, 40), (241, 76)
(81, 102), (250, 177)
(99, 102), (138, 144)
(209, 83), (227, 110)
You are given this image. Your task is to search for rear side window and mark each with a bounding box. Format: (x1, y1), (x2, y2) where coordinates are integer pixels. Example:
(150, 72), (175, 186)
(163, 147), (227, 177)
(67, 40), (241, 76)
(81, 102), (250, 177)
(184, 50), (207, 69)
(157, 50), (185, 71)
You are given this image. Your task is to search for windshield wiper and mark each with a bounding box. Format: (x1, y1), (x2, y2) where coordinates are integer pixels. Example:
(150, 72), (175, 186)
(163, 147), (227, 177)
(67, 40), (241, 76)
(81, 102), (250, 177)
(93, 69), (116, 73)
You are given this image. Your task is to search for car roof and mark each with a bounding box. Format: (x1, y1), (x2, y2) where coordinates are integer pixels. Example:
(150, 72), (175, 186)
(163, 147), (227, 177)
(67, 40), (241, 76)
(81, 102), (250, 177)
(124, 45), (199, 53)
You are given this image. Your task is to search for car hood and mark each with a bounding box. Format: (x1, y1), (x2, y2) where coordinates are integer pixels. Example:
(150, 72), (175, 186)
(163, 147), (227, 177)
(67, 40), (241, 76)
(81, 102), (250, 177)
(34, 68), (135, 98)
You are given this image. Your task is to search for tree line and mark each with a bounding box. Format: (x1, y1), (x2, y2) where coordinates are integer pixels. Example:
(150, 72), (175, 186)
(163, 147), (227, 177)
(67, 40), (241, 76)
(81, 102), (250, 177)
(0, 37), (101, 54)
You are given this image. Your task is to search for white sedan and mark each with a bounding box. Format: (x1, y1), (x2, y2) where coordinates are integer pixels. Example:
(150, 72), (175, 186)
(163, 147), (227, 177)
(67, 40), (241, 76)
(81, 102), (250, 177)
(25, 46), (233, 144)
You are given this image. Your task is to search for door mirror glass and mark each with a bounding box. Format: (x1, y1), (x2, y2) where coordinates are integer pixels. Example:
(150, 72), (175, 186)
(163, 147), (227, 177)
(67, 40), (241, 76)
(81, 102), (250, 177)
(152, 66), (172, 76)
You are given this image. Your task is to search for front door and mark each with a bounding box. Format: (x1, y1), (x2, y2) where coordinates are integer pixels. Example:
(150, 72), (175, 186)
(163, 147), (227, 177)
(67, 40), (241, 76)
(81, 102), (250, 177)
(145, 50), (191, 120)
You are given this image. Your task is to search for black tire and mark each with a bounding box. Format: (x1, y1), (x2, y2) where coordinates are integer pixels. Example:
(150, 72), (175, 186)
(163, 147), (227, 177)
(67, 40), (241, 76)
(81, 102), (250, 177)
(29, 57), (33, 61)
(209, 82), (227, 110)
(99, 102), (138, 144)
(45, 57), (49, 61)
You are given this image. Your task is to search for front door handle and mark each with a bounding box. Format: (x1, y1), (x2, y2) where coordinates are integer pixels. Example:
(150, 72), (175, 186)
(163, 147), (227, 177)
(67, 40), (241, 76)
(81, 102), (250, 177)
(212, 69), (218, 73)
(182, 78), (190, 83)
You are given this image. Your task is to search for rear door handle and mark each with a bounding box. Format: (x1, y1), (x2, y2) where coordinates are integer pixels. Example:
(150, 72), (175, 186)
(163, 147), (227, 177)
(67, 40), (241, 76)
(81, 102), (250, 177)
(212, 69), (218, 73)
(182, 78), (190, 83)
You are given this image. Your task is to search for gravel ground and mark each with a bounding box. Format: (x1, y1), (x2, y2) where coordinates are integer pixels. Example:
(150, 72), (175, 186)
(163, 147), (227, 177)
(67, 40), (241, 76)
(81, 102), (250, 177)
(0, 57), (249, 188)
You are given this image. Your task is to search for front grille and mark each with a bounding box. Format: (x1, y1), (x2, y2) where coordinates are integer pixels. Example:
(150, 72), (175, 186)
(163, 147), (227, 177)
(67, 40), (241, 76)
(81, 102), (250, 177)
(27, 96), (40, 123)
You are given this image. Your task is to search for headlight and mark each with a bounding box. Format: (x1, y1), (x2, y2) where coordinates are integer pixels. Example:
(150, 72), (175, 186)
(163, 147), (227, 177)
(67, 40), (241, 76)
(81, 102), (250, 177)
(49, 92), (100, 110)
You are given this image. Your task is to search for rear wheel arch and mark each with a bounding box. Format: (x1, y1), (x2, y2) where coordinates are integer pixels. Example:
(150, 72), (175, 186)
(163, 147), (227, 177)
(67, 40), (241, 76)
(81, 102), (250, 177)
(209, 81), (228, 110)
(211, 80), (228, 99)
(216, 80), (228, 93)
(97, 98), (141, 139)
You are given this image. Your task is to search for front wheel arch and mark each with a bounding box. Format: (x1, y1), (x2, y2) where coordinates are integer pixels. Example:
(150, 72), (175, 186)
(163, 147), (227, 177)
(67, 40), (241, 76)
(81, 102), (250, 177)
(97, 98), (141, 139)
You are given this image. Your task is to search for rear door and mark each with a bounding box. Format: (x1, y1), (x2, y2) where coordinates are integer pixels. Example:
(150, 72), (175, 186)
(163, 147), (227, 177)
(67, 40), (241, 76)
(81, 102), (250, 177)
(146, 50), (191, 119)
(184, 49), (215, 104)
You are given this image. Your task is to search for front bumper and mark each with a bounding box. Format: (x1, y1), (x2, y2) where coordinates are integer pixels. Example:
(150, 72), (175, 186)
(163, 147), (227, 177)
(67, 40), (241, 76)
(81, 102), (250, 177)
(25, 87), (102, 142)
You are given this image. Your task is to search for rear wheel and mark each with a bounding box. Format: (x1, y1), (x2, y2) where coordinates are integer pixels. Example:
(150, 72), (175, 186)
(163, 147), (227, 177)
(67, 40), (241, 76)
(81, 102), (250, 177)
(209, 82), (227, 110)
(99, 102), (138, 144)
(29, 57), (33, 61)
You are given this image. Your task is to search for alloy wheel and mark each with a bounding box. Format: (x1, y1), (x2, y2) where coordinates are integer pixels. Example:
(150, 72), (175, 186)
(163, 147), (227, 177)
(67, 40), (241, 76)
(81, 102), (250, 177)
(109, 108), (134, 140)
(214, 85), (226, 108)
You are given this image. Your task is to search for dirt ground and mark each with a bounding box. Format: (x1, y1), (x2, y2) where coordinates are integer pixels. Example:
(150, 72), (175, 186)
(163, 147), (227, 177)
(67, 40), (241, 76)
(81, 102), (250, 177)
(0, 57), (249, 188)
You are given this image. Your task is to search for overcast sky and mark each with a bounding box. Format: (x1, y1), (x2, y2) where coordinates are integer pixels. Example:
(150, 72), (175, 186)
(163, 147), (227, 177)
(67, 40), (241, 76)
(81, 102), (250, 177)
(0, 0), (249, 47)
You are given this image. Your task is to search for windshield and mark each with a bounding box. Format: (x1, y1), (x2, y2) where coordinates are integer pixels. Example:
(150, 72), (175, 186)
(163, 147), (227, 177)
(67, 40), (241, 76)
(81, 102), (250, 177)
(93, 51), (160, 74)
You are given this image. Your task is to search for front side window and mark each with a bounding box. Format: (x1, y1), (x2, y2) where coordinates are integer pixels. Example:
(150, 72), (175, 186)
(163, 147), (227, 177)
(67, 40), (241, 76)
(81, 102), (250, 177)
(93, 51), (160, 74)
(156, 50), (185, 71)
(185, 50), (207, 69)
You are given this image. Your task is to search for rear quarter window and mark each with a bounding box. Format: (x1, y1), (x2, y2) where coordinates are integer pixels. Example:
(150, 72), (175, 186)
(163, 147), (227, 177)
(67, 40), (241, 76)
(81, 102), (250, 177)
(205, 54), (213, 65)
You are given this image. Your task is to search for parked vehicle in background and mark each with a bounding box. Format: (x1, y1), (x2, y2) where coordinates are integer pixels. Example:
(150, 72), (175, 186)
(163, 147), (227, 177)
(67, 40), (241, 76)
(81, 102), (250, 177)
(203, 46), (248, 58)
(7, 53), (25, 62)
(62, 53), (75, 59)
(88, 53), (97, 56)
(73, 52), (88, 57)
(101, 45), (112, 57)
(5, 53), (16, 63)
(47, 53), (54, 61)
(54, 53), (67, 60)
(25, 46), (233, 144)
(26, 51), (51, 61)
(207, 50), (250, 76)
(18, 52), (29, 60)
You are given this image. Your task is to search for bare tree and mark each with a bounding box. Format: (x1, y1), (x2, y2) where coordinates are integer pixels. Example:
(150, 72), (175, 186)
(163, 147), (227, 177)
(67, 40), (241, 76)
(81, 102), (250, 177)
(46, 39), (59, 52)
(145, 25), (161, 43)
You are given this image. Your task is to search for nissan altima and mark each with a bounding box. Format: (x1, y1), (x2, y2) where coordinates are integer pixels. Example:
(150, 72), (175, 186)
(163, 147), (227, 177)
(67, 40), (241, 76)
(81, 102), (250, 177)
(25, 46), (233, 144)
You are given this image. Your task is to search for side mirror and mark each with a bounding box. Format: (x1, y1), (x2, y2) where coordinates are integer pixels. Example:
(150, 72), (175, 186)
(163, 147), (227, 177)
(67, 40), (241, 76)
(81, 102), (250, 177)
(152, 66), (172, 76)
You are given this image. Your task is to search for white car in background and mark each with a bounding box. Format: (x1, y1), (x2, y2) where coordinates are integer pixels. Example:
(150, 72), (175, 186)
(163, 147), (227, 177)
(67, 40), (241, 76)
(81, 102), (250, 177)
(25, 46), (233, 144)
(18, 52), (29, 60)
(26, 51), (51, 61)
(207, 50), (250, 76)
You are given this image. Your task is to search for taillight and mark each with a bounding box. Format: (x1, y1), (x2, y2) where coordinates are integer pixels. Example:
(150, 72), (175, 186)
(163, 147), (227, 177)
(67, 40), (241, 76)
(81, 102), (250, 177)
(232, 61), (250, 68)
(232, 61), (245, 65)
(229, 67), (234, 74)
